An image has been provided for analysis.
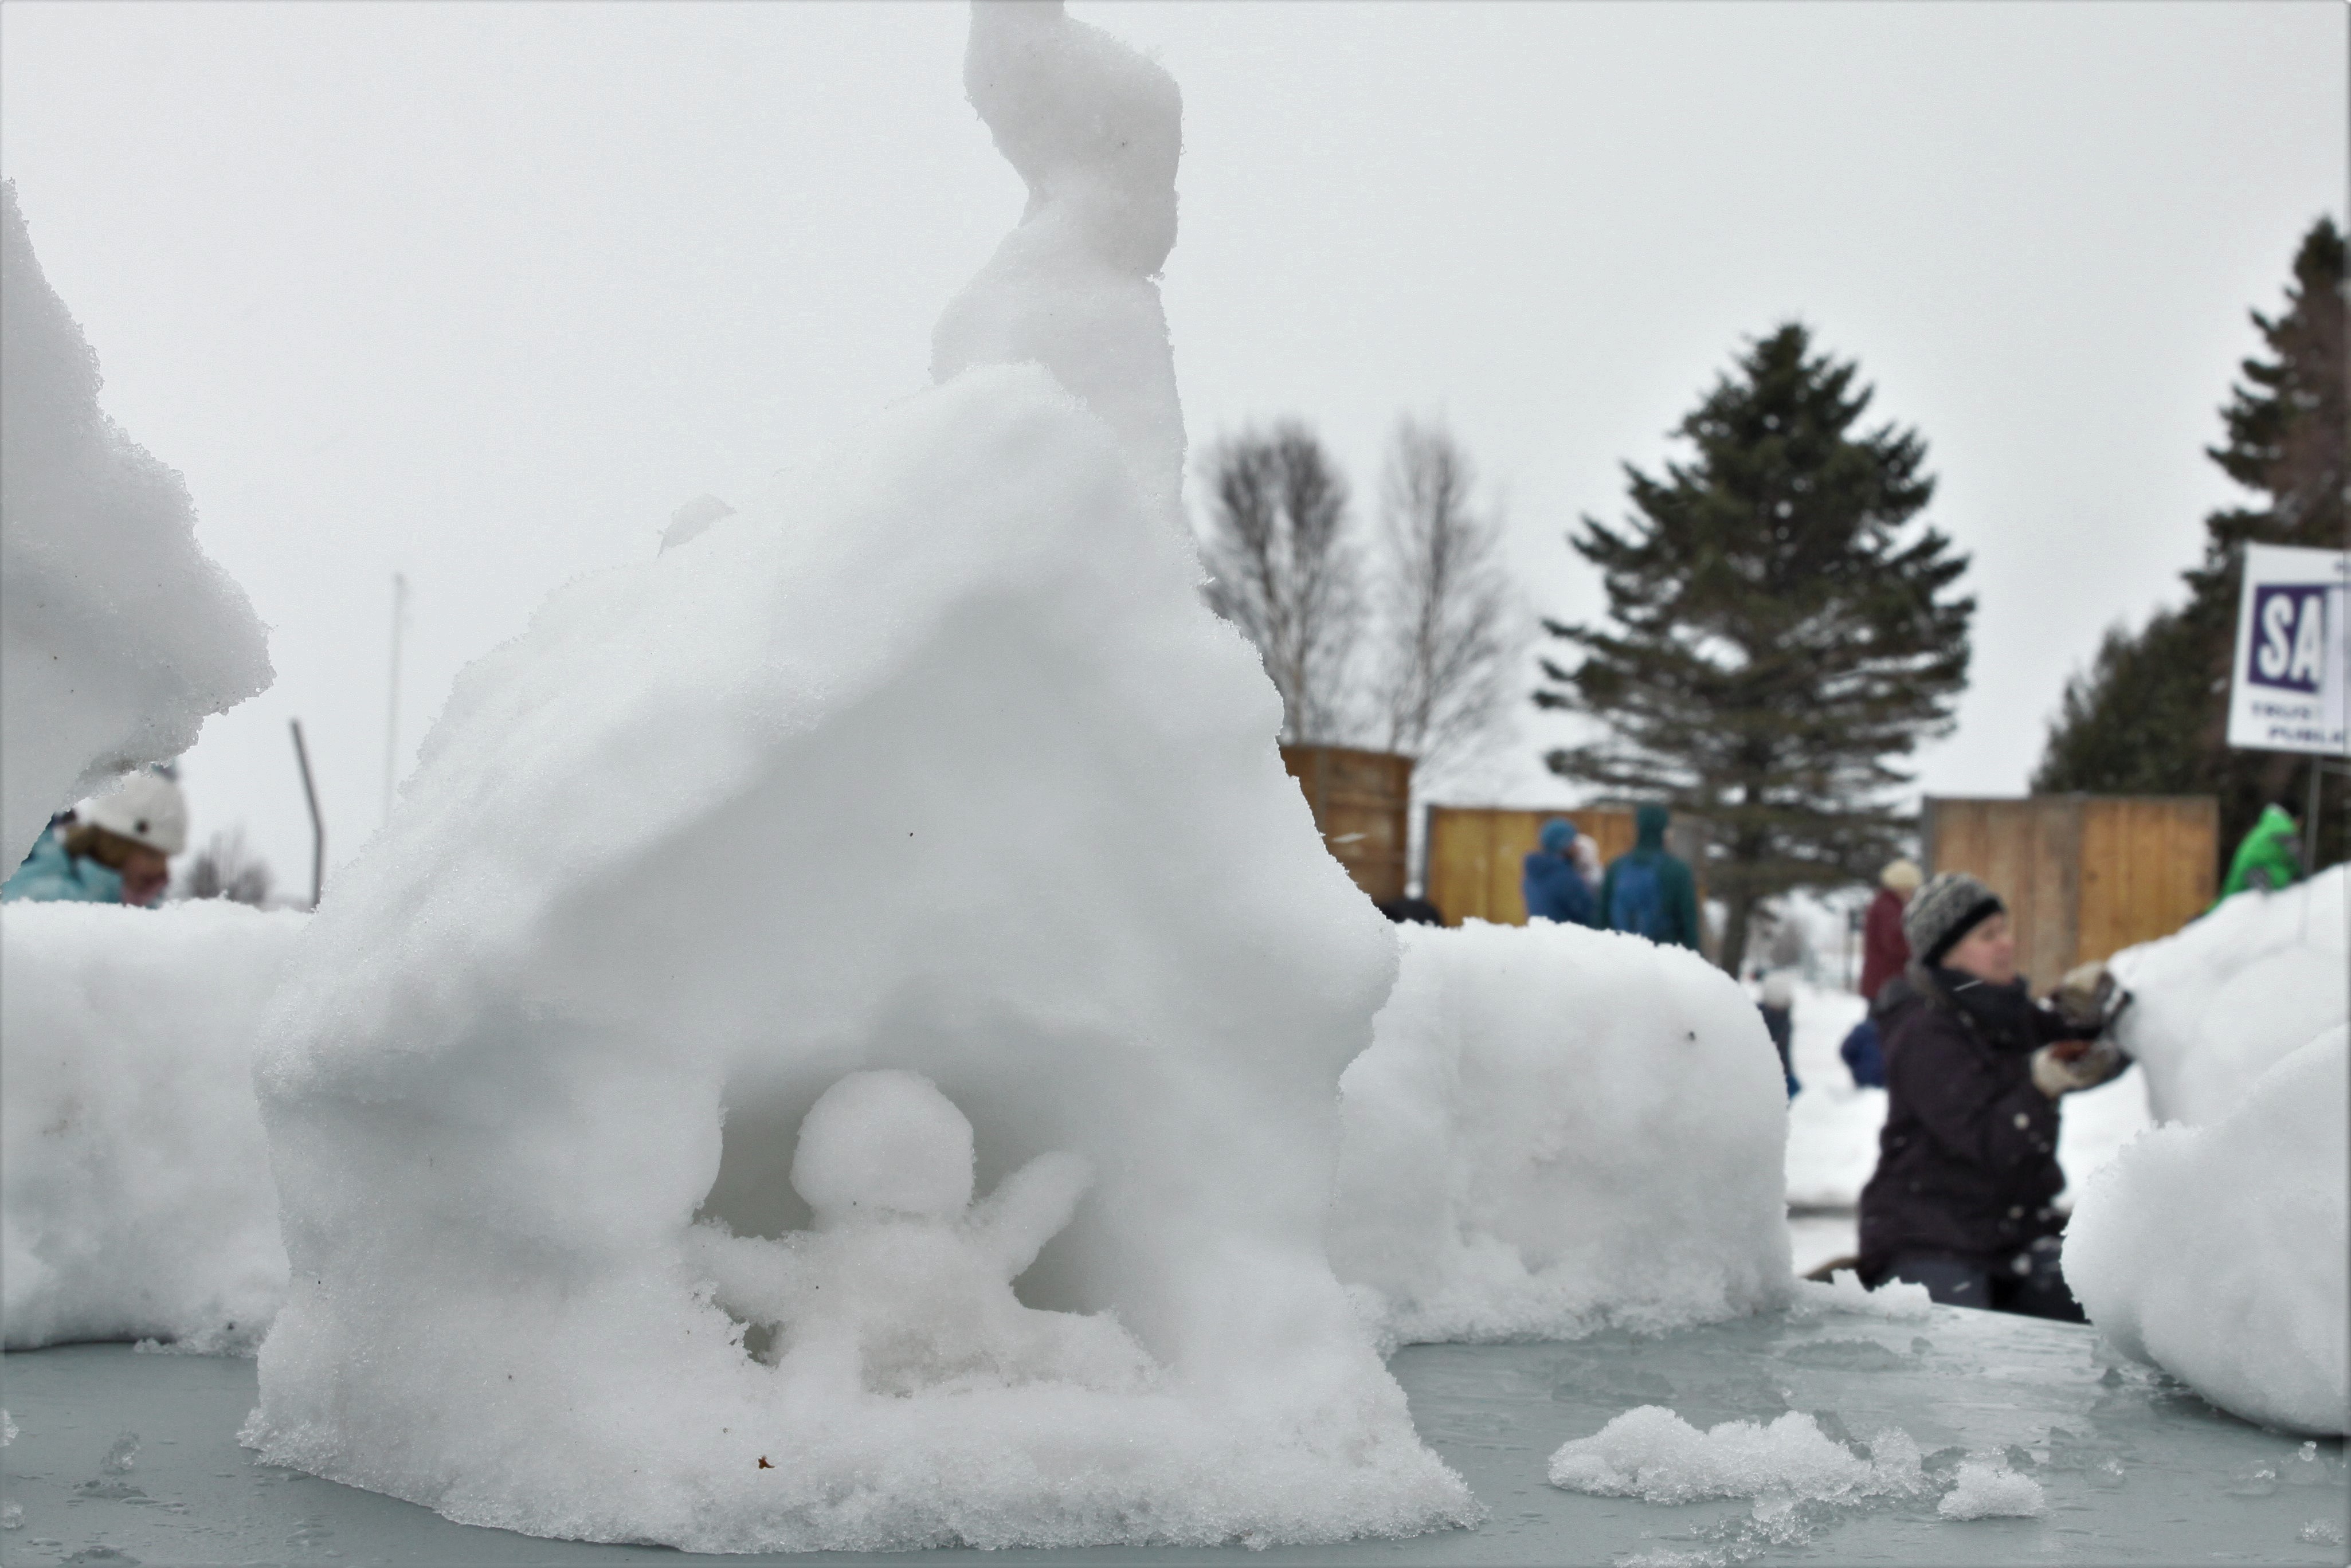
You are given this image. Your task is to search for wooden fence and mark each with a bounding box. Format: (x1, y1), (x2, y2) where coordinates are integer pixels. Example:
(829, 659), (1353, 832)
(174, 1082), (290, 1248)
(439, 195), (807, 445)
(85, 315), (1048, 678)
(1923, 794), (2217, 982)
(1279, 746), (1414, 905)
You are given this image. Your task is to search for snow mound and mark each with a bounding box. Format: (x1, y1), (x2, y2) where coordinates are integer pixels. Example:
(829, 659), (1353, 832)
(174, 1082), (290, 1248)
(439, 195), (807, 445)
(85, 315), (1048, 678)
(244, 6), (1471, 1550)
(1546, 1406), (1927, 1504)
(1935, 1456), (2046, 1519)
(1330, 920), (1793, 1345)
(2106, 866), (2346, 1127)
(1, 181), (271, 869)
(2064, 1025), (2348, 1436)
(2, 900), (303, 1351)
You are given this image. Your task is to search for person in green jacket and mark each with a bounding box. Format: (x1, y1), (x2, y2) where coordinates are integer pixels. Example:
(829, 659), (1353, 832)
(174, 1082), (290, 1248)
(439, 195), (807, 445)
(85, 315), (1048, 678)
(1598, 802), (1702, 950)
(2215, 799), (2304, 904)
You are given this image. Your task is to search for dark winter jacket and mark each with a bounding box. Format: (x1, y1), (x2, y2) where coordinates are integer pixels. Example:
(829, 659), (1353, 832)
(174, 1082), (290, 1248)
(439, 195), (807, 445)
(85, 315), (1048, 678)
(1522, 821), (1596, 927)
(1858, 888), (1910, 1002)
(1598, 803), (1701, 950)
(1856, 963), (2097, 1281)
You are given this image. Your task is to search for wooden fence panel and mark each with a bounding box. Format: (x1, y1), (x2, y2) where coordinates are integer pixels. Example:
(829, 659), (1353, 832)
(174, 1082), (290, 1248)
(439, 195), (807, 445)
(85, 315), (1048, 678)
(1927, 797), (2080, 987)
(1425, 806), (1634, 926)
(1279, 746), (1413, 905)
(2077, 797), (2217, 965)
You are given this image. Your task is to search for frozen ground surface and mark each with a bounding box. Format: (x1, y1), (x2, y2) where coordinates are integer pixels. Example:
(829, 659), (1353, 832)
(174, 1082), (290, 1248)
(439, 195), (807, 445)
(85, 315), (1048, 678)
(6, 1306), (2345, 1566)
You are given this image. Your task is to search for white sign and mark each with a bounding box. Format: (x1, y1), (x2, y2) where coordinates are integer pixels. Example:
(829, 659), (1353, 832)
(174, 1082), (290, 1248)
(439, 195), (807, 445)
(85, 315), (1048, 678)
(2227, 542), (2350, 756)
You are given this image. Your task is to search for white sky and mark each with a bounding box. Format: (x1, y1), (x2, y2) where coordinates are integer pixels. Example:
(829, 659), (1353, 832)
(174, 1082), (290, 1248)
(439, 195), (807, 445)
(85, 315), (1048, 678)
(3, 1), (2344, 891)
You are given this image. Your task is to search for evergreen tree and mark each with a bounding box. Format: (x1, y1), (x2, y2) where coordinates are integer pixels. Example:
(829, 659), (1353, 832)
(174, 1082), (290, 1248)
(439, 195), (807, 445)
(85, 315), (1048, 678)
(2035, 217), (2346, 870)
(1538, 324), (1974, 974)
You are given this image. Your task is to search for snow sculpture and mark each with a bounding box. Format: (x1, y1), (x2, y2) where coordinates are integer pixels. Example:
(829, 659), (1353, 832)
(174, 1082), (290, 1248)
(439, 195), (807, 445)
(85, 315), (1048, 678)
(2066, 1026), (2348, 1436)
(0, 181), (272, 868)
(2105, 865), (2346, 1126)
(1331, 920), (1794, 1345)
(932, 0), (1185, 533)
(686, 1070), (1153, 1398)
(2, 900), (303, 1351)
(245, 3), (1471, 1550)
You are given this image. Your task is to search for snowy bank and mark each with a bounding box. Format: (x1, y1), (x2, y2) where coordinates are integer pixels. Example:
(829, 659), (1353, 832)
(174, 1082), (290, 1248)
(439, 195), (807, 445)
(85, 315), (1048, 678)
(2066, 869), (2349, 1436)
(243, 4), (1471, 1551)
(2, 899), (303, 1351)
(1331, 920), (1793, 1344)
(0, 181), (271, 868)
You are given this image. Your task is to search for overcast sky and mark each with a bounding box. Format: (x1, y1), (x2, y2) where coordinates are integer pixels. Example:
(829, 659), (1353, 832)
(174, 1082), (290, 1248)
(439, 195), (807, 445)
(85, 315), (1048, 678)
(4, 1), (2343, 891)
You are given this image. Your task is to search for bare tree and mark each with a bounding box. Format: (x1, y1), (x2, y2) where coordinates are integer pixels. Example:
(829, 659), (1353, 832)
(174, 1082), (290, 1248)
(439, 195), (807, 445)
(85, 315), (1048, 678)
(176, 826), (275, 907)
(1368, 417), (1517, 775)
(1197, 423), (1365, 743)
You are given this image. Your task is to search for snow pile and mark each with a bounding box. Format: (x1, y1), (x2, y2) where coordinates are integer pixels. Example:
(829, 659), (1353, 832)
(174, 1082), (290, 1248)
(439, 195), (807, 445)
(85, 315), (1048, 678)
(1934, 1456), (2047, 1519)
(2106, 866), (2346, 1126)
(1330, 920), (1793, 1345)
(1546, 1406), (1927, 1506)
(2064, 1026), (2348, 1435)
(1789, 1269), (1934, 1322)
(2, 900), (303, 1351)
(244, 5), (1472, 1551)
(0, 181), (271, 869)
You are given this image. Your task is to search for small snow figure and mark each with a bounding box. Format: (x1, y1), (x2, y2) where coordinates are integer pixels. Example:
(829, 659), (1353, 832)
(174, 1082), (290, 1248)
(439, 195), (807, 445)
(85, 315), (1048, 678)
(685, 1069), (1154, 1401)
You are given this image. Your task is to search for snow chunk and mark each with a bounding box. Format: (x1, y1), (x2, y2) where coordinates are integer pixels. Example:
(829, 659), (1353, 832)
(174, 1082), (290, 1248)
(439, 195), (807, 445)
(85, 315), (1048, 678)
(1330, 920), (1793, 1344)
(2107, 867), (2347, 1127)
(1789, 1269), (1934, 1323)
(245, 380), (1467, 1546)
(2, 900), (302, 1351)
(1547, 1406), (1926, 1505)
(1935, 1455), (2046, 1519)
(2066, 1026), (2348, 1435)
(0, 181), (271, 868)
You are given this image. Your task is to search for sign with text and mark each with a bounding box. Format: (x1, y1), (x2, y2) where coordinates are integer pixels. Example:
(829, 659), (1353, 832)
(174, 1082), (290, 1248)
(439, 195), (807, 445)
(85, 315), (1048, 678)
(2227, 542), (2350, 756)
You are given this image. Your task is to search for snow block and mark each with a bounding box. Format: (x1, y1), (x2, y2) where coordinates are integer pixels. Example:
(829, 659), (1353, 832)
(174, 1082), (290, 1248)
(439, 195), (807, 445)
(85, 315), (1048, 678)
(2106, 865), (2347, 1127)
(2, 900), (303, 1351)
(2066, 1025), (2349, 1436)
(1331, 920), (1794, 1344)
(0, 181), (272, 869)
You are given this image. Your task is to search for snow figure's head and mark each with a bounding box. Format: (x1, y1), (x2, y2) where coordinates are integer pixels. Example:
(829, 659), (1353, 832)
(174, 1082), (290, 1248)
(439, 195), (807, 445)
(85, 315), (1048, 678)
(791, 1069), (976, 1224)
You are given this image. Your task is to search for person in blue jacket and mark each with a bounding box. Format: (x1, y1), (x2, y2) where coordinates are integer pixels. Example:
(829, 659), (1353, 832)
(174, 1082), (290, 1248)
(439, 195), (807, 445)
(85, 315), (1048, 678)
(2, 771), (186, 908)
(1522, 818), (1596, 926)
(1599, 802), (1702, 950)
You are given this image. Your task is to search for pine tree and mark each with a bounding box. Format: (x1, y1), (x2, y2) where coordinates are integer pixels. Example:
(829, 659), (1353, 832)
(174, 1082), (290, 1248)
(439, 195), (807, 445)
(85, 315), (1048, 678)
(1538, 324), (1974, 974)
(2035, 217), (2346, 870)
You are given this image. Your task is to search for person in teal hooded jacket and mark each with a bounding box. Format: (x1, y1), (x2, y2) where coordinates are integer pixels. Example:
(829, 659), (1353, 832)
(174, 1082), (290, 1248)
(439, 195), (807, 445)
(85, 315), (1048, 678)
(1598, 802), (1701, 950)
(2215, 799), (2303, 905)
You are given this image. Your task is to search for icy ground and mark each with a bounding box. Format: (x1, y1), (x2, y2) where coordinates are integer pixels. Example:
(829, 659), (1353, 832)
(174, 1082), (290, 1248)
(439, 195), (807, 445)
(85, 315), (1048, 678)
(1780, 979), (2152, 1277)
(5, 1300), (2343, 1565)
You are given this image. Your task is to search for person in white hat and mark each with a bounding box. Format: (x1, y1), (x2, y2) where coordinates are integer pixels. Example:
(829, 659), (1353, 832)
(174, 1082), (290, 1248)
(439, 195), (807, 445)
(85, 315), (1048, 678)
(2, 770), (187, 908)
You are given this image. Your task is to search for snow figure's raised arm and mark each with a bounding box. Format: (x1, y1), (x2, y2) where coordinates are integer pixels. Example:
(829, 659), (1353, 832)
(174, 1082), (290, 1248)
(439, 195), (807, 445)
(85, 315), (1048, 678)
(682, 1220), (805, 1324)
(967, 1149), (1095, 1279)
(931, 0), (1187, 535)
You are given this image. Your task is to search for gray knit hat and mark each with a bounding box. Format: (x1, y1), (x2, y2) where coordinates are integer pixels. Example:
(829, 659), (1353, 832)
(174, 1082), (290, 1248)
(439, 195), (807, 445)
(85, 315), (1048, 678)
(1903, 871), (2005, 967)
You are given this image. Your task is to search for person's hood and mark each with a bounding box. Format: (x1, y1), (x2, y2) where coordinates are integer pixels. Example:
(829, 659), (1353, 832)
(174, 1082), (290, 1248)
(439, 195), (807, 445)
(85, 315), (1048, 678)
(1634, 802), (1670, 851)
(2253, 803), (2299, 842)
(1538, 818), (1577, 854)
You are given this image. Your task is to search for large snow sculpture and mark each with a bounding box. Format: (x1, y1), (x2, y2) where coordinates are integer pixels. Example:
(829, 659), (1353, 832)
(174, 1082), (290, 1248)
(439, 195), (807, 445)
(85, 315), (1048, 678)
(2065, 868), (2349, 1436)
(2, 900), (303, 1351)
(245, 3), (1472, 1550)
(2066, 1027), (2347, 1435)
(1331, 920), (1794, 1344)
(1, 181), (272, 868)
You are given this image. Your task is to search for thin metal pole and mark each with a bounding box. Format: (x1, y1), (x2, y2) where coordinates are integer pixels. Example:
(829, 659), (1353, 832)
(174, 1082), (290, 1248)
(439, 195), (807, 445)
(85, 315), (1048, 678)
(291, 719), (324, 911)
(382, 572), (407, 827)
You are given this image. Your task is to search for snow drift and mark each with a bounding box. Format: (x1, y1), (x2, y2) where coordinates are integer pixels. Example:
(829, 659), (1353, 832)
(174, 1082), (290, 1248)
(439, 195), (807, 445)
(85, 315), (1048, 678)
(1330, 920), (1794, 1344)
(2, 900), (303, 1351)
(2066, 869), (2349, 1435)
(0, 180), (271, 869)
(244, 3), (1472, 1551)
